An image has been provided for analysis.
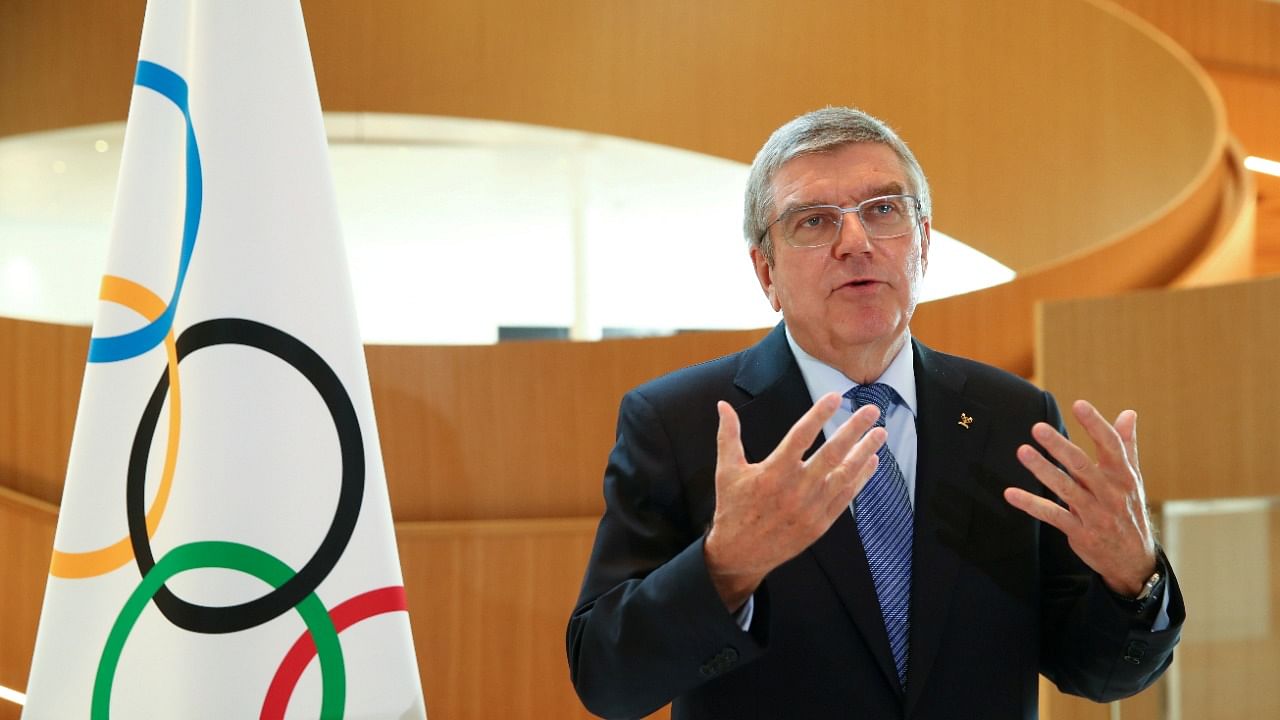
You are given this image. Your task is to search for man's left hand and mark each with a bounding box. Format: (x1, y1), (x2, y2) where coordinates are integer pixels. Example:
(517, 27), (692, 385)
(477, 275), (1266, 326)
(1004, 399), (1158, 597)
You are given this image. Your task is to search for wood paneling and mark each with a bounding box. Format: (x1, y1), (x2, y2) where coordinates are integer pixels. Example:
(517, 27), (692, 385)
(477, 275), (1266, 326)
(396, 517), (641, 719)
(2, 0), (1223, 275)
(0, 1), (144, 136)
(912, 149), (1245, 376)
(368, 330), (765, 522)
(0, 316), (90, 505)
(0, 487), (56, 704)
(1205, 66), (1280, 278)
(1036, 277), (1280, 720)
(1208, 66), (1280, 160)
(1038, 275), (1280, 503)
(1115, 0), (1280, 76)
(1172, 142), (1257, 287)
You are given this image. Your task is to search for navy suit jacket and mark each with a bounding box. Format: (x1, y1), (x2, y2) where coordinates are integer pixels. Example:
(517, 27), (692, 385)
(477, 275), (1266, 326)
(568, 324), (1183, 719)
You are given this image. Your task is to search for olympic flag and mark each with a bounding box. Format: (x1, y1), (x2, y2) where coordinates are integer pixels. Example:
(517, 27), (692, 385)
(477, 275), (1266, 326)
(22, 1), (426, 718)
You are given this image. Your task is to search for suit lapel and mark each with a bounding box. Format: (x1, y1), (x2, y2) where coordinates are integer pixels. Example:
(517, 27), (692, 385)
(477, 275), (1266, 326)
(733, 324), (903, 695)
(732, 323), (817, 464)
(903, 341), (990, 715)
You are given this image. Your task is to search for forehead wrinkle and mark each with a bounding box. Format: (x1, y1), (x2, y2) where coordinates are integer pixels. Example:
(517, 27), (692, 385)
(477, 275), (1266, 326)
(777, 180), (909, 216)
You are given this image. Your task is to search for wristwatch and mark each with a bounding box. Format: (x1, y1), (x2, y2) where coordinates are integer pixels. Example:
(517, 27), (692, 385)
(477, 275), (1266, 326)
(1111, 564), (1167, 621)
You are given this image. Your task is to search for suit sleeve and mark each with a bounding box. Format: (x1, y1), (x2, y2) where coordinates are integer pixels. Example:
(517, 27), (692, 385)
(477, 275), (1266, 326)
(1035, 390), (1186, 701)
(566, 389), (766, 719)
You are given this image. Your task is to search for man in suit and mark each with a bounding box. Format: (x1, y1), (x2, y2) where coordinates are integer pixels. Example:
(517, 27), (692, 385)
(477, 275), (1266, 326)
(566, 107), (1183, 719)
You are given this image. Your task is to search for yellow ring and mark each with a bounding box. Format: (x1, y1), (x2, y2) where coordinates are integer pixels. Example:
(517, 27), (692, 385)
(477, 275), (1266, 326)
(49, 276), (181, 578)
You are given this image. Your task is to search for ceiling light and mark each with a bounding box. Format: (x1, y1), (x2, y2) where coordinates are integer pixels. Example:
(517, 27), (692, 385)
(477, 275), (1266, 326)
(1244, 156), (1280, 178)
(0, 684), (26, 706)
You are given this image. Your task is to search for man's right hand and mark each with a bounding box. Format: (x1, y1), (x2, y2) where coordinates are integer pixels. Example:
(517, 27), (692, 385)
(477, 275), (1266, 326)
(703, 392), (885, 611)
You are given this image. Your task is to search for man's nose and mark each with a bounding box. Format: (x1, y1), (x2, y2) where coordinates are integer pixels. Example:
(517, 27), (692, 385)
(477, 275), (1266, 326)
(832, 211), (873, 256)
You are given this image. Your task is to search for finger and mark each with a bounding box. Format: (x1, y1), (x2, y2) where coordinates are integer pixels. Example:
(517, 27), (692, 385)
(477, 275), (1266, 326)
(773, 392), (844, 463)
(825, 446), (880, 518)
(806, 403), (879, 476)
(1016, 444), (1093, 510)
(822, 426), (886, 508)
(1029, 422), (1101, 493)
(1070, 399), (1128, 471)
(1114, 409), (1139, 468)
(1004, 487), (1080, 535)
(715, 401), (747, 469)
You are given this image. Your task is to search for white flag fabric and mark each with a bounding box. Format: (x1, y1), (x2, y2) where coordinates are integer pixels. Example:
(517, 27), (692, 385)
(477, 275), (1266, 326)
(23, 1), (426, 718)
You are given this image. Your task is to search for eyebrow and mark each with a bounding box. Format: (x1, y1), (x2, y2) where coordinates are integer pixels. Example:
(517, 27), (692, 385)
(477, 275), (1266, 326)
(779, 181), (908, 214)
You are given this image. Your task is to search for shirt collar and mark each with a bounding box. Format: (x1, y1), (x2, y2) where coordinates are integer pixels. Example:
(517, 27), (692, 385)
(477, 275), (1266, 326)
(784, 326), (918, 418)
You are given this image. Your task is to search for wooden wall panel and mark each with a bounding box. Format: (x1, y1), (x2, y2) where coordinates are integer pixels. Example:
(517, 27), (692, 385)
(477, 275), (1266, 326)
(2, 0), (1223, 274)
(395, 517), (622, 720)
(0, 316), (90, 505)
(1206, 66), (1280, 277)
(1172, 142), (1257, 288)
(1208, 67), (1280, 160)
(912, 150), (1242, 376)
(0, 1), (143, 136)
(1038, 275), (1280, 503)
(0, 488), (56, 706)
(368, 329), (765, 522)
(1036, 277), (1280, 719)
(299, 0), (1224, 272)
(1115, 0), (1280, 75)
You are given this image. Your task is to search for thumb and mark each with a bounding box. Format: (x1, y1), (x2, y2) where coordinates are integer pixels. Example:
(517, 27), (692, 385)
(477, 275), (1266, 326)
(716, 401), (747, 471)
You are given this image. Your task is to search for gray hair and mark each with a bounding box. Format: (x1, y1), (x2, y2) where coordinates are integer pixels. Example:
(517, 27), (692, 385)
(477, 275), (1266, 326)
(743, 107), (932, 263)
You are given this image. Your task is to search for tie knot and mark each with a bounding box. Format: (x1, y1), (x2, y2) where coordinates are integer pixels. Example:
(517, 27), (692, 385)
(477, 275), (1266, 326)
(846, 382), (896, 420)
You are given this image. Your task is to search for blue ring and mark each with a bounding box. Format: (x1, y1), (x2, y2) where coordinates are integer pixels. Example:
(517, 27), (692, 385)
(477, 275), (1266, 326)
(89, 60), (201, 364)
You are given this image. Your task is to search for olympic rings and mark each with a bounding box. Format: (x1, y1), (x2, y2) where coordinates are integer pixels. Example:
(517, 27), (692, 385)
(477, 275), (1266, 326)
(92, 541), (345, 719)
(127, 318), (364, 634)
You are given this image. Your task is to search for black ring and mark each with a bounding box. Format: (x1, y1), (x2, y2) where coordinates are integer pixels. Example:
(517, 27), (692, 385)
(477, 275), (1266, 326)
(127, 318), (364, 634)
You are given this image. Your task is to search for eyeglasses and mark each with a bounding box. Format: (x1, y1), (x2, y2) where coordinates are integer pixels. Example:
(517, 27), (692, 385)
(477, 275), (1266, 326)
(760, 194), (923, 248)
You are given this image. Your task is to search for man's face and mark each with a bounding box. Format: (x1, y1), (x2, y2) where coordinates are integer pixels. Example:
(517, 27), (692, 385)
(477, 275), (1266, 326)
(752, 142), (930, 364)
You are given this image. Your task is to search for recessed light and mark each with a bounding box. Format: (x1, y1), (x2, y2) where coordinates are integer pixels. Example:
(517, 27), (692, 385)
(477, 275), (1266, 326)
(1244, 156), (1280, 178)
(0, 683), (25, 706)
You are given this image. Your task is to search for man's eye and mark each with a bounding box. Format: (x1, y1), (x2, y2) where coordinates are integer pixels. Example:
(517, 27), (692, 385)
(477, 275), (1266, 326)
(871, 203), (898, 216)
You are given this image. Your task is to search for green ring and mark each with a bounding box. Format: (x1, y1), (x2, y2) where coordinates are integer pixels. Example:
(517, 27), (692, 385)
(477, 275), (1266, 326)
(92, 541), (345, 718)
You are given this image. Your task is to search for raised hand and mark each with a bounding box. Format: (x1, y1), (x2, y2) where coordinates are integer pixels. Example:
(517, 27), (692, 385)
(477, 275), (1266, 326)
(704, 392), (886, 611)
(1004, 399), (1158, 597)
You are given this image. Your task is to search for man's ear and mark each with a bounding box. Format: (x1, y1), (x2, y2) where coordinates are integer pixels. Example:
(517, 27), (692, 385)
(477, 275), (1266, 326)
(751, 246), (781, 312)
(919, 218), (931, 276)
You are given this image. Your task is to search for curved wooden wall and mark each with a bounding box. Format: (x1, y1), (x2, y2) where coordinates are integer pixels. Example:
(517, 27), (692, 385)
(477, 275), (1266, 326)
(1, 0), (1223, 272)
(0, 1), (1262, 719)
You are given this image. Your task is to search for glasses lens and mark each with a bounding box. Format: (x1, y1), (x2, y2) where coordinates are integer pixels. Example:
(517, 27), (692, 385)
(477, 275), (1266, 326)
(772, 195), (919, 247)
(781, 206), (842, 247)
(859, 195), (917, 238)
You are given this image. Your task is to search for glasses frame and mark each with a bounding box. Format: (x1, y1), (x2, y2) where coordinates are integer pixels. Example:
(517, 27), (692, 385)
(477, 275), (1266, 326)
(760, 193), (924, 248)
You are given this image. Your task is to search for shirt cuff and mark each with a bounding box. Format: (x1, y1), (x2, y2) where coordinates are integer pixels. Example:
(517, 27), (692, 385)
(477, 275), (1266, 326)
(1150, 586), (1172, 632)
(733, 595), (755, 631)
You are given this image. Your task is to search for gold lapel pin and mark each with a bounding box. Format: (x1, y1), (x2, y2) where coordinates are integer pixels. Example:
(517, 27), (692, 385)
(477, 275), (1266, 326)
(958, 412), (974, 429)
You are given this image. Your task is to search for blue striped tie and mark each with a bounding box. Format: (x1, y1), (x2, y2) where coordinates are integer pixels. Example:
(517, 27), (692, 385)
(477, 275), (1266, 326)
(847, 383), (913, 689)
